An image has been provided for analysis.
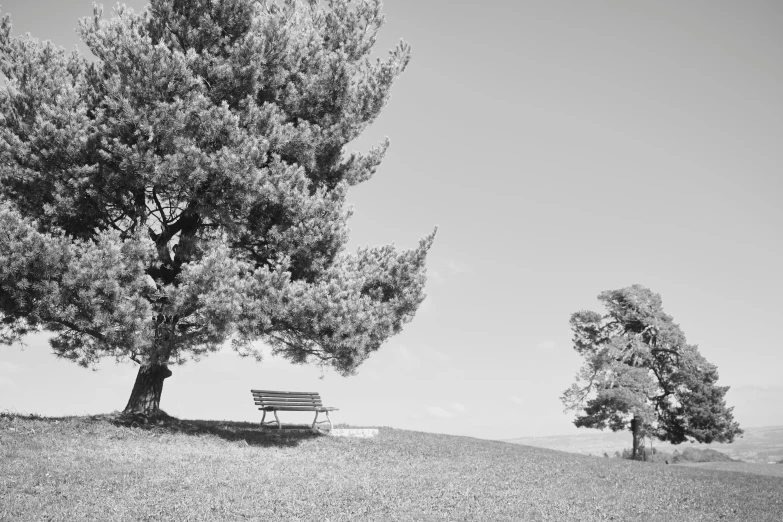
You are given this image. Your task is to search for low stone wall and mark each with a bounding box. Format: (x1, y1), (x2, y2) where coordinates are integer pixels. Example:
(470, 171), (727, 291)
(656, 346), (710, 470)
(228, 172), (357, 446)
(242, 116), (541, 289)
(330, 428), (378, 438)
(260, 426), (379, 437)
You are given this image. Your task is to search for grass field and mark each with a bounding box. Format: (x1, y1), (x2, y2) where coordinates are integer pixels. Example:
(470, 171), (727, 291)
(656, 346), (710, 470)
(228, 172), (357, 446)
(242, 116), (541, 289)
(1, 413), (782, 521)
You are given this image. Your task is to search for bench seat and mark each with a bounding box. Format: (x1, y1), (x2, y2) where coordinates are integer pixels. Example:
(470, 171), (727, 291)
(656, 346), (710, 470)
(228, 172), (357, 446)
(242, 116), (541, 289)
(251, 389), (338, 432)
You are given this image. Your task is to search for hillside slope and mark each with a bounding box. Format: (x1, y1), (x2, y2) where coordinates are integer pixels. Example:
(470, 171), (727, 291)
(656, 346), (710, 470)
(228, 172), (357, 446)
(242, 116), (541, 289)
(1, 414), (782, 521)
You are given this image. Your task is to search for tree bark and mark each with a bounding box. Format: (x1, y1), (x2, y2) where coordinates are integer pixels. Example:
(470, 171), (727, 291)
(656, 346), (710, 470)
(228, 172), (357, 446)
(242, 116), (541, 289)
(631, 416), (641, 460)
(123, 362), (173, 416)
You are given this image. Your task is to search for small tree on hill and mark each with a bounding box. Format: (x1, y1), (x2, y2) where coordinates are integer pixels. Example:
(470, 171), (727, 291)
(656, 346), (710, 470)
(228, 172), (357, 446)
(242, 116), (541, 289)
(561, 285), (742, 460)
(0, 0), (434, 417)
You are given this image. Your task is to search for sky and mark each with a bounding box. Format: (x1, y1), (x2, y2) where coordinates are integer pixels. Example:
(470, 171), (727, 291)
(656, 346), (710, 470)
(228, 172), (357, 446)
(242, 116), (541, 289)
(0, 0), (781, 441)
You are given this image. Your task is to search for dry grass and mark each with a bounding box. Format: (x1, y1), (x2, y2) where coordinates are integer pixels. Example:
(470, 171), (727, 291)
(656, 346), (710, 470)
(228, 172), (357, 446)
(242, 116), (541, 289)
(1, 412), (782, 521)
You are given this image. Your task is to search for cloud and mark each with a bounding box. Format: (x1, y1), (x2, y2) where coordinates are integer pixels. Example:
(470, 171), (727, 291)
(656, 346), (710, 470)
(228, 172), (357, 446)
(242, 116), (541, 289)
(426, 260), (470, 288)
(447, 260), (471, 276)
(0, 361), (21, 374)
(416, 344), (451, 364)
(396, 345), (420, 369)
(427, 406), (453, 418)
(449, 402), (466, 413)
(358, 370), (381, 381)
(431, 349), (451, 363)
(429, 270), (446, 286)
(427, 402), (465, 419)
(395, 344), (453, 370)
(433, 367), (466, 381)
(510, 395), (525, 406)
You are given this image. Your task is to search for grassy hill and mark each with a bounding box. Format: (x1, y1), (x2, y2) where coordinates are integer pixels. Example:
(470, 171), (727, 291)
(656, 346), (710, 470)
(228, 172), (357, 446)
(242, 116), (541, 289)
(1, 413), (782, 521)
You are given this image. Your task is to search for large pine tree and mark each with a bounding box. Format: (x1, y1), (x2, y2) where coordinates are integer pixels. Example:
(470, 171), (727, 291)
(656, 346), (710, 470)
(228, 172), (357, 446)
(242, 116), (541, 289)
(0, 0), (434, 416)
(562, 285), (742, 459)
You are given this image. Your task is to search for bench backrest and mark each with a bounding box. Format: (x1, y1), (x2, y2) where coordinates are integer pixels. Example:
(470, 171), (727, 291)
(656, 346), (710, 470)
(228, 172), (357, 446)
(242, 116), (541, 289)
(251, 389), (323, 410)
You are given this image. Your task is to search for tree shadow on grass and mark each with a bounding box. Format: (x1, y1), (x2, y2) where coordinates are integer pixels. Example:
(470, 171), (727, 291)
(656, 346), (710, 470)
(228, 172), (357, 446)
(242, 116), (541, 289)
(0, 410), (322, 448)
(94, 411), (324, 448)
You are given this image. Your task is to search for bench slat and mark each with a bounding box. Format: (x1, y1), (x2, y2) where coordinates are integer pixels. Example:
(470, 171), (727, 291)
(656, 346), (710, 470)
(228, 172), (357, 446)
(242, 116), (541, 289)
(253, 393), (321, 399)
(253, 395), (321, 401)
(254, 397), (322, 402)
(251, 390), (320, 396)
(258, 406), (337, 411)
(255, 399), (321, 403)
(253, 395), (321, 400)
(254, 395), (320, 399)
(253, 401), (324, 406)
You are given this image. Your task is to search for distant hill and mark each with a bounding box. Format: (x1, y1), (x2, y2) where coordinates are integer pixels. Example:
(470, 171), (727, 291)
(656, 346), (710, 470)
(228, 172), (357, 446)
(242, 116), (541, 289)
(503, 426), (783, 463)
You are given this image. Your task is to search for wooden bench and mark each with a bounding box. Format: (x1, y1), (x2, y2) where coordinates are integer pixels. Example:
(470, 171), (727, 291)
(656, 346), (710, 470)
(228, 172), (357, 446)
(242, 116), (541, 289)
(251, 389), (338, 433)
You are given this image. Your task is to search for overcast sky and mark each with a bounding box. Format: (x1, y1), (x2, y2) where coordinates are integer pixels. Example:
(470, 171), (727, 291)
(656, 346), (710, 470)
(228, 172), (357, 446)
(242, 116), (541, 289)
(1, 0), (781, 440)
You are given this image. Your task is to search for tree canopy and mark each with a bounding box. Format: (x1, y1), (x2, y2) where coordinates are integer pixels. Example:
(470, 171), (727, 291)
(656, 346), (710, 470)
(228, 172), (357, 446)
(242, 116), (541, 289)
(562, 285), (742, 459)
(0, 0), (434, 415)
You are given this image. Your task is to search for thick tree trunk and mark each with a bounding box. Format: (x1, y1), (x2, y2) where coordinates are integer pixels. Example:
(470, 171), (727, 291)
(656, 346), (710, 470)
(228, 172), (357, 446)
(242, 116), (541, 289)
(123, 362), (173, 415)
(631, 416), (641, 460)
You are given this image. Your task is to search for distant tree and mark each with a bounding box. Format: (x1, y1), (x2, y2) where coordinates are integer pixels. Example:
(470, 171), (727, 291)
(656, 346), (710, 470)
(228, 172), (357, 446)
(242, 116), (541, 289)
(561, 285), (742, 460)
(0, 0), (434, 417)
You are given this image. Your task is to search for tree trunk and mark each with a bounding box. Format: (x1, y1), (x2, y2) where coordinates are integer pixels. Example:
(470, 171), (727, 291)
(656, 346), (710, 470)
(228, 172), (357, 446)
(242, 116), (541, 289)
(123, 362), (172, 416)
(631, 416), (641, 460)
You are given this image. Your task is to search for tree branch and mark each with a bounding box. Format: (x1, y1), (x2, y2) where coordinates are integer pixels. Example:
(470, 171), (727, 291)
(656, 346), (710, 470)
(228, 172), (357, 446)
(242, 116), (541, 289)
(48, 319), (107, 344)
(151, 187), (170, 229)
(651, 347), (680, 357)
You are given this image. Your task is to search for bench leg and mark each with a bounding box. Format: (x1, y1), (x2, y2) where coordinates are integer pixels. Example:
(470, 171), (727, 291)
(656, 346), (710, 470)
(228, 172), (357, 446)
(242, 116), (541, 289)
(312, 411), (333, 434)
(260, 410), (282, 430)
